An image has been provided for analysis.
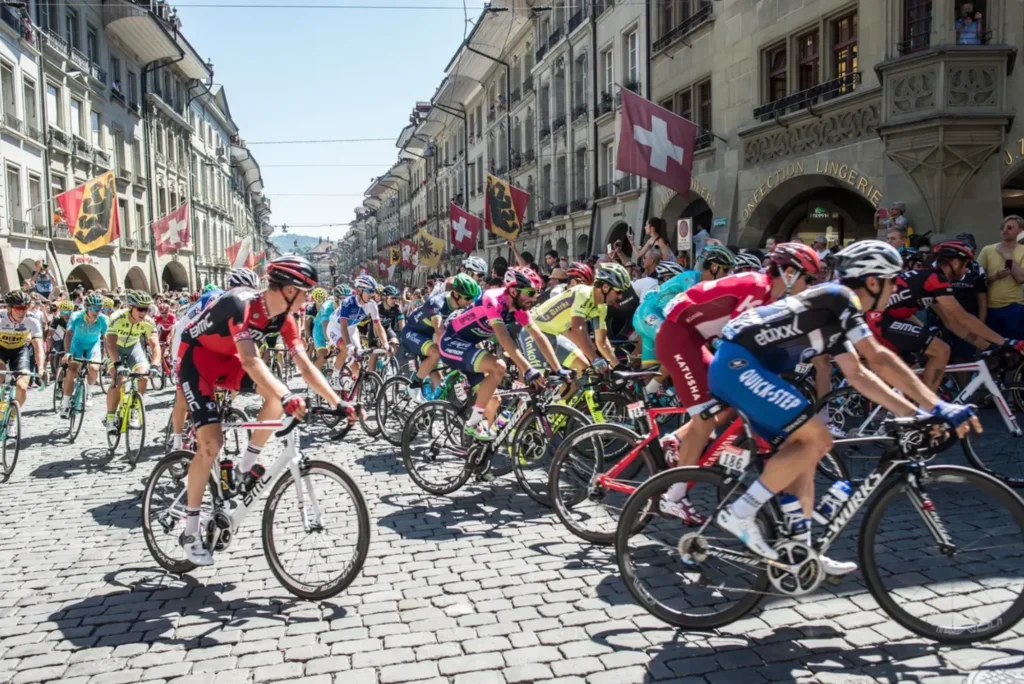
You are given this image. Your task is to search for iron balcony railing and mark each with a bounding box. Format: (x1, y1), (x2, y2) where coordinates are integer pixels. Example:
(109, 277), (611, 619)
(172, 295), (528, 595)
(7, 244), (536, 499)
(753, 71), (861, 122)
(653, 3), (713, 52)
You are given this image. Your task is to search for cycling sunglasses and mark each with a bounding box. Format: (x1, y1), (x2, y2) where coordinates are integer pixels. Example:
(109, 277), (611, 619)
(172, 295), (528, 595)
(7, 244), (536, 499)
(9, 306), (27, 313)
(87, 306), (102, 313)
(133, 306), (149, 313)
(517, 288), (539, 298)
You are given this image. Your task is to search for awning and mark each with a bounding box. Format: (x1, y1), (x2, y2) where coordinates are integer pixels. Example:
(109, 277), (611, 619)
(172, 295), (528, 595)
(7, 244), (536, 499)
(230, 145), (263, 195)
(103, 0), (211, 81)
(441, 0), (531, 102)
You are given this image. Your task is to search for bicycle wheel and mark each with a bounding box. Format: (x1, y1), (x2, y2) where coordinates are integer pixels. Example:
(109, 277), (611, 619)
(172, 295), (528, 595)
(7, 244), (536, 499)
(377, 375), (413, 446)
(319, 384), (344, 429)
(0, 401), (19, 482)
(961, 382), (1024, 487)
(860, 465), (1024, 643)
(68, 378), (87, 443)
(262, 459), (370, 599)
(107, 397), (124, 453)
(512, 404), (590, 507)
(51, 366), (65, 413)
(270, 358), (284, 383)
(549, 423), (658, 544)
(401, 401), (473, 495)
(813, 386), (885, 484)
(153, 365), (166, 391)
(222, 408), (250, 459)
(616, 467), (770, 630)
(594, 391), (645, 433)
(355, 371), (383, 437)
(142, 450), (219, 574)
(125, 392), (147, 465)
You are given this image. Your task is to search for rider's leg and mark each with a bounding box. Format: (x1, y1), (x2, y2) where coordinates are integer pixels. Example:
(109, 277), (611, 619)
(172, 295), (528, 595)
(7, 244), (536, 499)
(14, 374), (28, 407)
(921, 337), (950, 392)
(62, 360), (78, 399)
(171, 387), (188, 449)
(811, 354), (831, 400)
(183, 421), (223, 566)
(105, 364), (120, 419)
(239, 380), (285, 474)
(466, 354), (503, 430)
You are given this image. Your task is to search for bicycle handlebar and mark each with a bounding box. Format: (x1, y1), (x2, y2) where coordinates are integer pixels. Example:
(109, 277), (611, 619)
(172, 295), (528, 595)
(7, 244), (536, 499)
(274, 398), (356, 439)
(881, 412), (971, 458)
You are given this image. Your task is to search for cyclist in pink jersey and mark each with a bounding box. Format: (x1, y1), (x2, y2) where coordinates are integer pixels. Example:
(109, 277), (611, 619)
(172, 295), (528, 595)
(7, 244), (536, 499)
(440, 267), (570, 441)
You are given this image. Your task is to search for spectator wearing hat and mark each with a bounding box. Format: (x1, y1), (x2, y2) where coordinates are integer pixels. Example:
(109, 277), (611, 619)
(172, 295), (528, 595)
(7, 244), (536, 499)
(978, 215), (1024, 340)
(812, 236), (831, 259)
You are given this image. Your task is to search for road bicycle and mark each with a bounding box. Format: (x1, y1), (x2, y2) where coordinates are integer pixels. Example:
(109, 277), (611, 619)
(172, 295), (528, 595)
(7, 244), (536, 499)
(615, 411), (1024, 643)
(0, 371), (35, 483)
(401, 374), (588, 498)
(141, 404), (370, 599)
(314, 349), (381, 435)
(162, 389), (250, 456)
(151, 342), (175, 391)
(376, 362), (472, 447)
(61, 358), (104, 443)
(107, 367), (149, 465)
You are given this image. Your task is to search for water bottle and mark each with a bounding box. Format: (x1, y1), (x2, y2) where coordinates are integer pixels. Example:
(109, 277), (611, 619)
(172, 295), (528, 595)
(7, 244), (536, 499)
(813, 480), (852, 525)
(241, 464), (266, 496)
(453, 379), (468, 402)
(494, 410), (512, 432)
(779, 494), (808, 539)
(219, 459), (235, 494)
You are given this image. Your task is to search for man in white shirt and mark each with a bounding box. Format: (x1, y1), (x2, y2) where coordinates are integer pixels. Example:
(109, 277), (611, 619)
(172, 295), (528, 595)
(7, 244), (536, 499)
(813, 235), (831, 259)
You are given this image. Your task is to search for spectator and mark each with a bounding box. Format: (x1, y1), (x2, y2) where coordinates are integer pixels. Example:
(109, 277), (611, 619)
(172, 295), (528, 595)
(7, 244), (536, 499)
(692, 223), (710, 260)
(544, 249), (559, 273)
(955, 1), (983, 44)
(876, 201), (909, 239)
(764, 234), (782, 252)
(812, 235), (831, 259)
(641, 247), (661, 277)
(977, 215), (1024, 340)
(886, 226), (907, 249)
(31, 260), (53, 300)
(632, 217), (676, 264)
(790, 236), (806, 245)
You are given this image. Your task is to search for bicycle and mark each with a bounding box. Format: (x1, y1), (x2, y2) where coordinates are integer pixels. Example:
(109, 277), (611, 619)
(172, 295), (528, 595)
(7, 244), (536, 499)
(107, 366), (149, 465)
(376, 363), (472, 447)
(142, 404), (370, 599)
(0, 371), (34, 482)
(62, 358), (104, 443)
(313, 349), (381, 435)
(162, 389), (250, 456)
(51, 353), (66, 413)
(401, 374), (589, 498)
(615, 411), (1024, 643)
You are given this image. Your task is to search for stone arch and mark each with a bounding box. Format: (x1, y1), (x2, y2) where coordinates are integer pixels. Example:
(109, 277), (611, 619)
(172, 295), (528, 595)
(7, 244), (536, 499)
(1002, 162), (1024, 216)
(555, 237), (569, 258)
(574, 234), (589, 260)
(66, 264), (107, 291)
(161, 261), (190, 291)
(16, 259), (36, 288)
(660, 193), (713, 253)
(123, 266), (149, 292)
(605, 221), (633, 258)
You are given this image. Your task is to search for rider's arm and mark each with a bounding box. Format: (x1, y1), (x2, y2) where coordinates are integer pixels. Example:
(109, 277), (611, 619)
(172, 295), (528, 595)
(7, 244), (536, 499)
(834, 348), (919, 418)
(850, 332), (942, 411)
(566, 315), (599, 363)
(932, 295), (1005, 348)
(63, 328), (74, 356)
(492, 319), (534, 375)
(524, 323), (563, 372)
(31, 338), (45, 375)
(340, 319), (353, 347)
(429, 315), (444, 345)
(105, 331), (119, 364)
(237, 338), (289, 399)
(293, 349), (342, 407)
(147, 329), (161, 365)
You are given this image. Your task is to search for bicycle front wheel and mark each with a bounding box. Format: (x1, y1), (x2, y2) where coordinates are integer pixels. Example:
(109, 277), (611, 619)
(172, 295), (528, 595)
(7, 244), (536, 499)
(377, 375), (413, 446)
(961, 382), (1024, 487)
(355, 371), (383, 437)
(125, 392), (146, 465)
(51, 367), (64, 413)
(860, 465), (1024, 643)
(262, 459), (370, 600)
(401, 401), (473, 495)
(68, 379), (87, 443)
(0, 401), (20, 482)
(512, 404), (590, 507)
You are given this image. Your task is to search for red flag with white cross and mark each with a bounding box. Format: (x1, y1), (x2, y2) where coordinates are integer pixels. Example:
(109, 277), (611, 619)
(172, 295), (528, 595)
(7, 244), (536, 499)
(153, 202), (190, 257)
(450, 202), (482, 255)
(615, 88), (698, 198)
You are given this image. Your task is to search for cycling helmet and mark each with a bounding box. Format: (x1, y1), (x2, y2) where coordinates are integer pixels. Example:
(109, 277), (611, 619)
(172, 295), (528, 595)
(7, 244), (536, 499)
(5, 291), (30, 307)
(382, 285), (400, 297)
(178, 296), (189, 306)
(310, 287), (328, 304)
(451, 273), (481, 300)
(899, 247), (921, 266)
(463, 256), (488, 276)
(102, 297), (115, 309)
(333, 284), (348, 298)
(934, 240), (975, 262)
(700, 243), (736, 268)
(203, 284), (216, 293)
(126, 290), (153, 308)
(733, 252), (764, 273)
(834, 240), (904, 280)
(354, 275), (378, 293)
(228, 267), (260, 289)
(158, 302), (170, 313)
(594, 263), (632, 292)
(770, 242), (822, 275)
(267, 255), (318, 289)
(655, 260), (687, 281)
(85, 293), (103, 309)
(504, 266), (543, 292)
(566, 261), (594, 285)
(57, 300), (75, 313)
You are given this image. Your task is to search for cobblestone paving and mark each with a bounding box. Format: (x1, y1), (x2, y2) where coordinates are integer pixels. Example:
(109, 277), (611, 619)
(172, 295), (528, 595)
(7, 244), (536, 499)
(0, 383), (1023, 684)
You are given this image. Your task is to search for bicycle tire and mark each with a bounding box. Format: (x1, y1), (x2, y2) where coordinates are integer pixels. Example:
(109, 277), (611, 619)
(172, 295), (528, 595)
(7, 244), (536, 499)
(107, 397), (124, 453)
(549, 422), (656, 545)
(0, 401), (19, 482)
(153, 366), (166, 391)
(68, 378), (87, 443)
(141, 449), (219, 574)
(377, 375), (413, 447)
(262, 459), (370, 600)
(401, 401), (474, 495)
(616, 467), (770, 630)
(125, 392), (147, 465)
(859, 465), (1024, 643)
(512, 404), (591, 507)
(51, 366), (64, 413)
(961, 382), (1024, 487)
(222, 408), (250, 459)
(594, 391), (643, 432)
(356, 371), (383, 437)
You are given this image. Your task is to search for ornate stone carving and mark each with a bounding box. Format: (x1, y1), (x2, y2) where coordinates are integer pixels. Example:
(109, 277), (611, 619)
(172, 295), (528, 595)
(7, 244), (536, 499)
(890, 69), (936, 116)
(947, 67), (997, 107)
(742, 100), (879, 165)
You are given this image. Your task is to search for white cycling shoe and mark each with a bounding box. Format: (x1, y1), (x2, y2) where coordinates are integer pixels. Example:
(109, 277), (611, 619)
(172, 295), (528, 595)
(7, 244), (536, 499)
(716, 508), (779, 561)
(820, 556), (857, 576)
(181, 533), (214, 566)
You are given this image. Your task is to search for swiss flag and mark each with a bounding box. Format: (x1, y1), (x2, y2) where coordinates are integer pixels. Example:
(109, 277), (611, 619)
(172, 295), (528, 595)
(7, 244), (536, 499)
(400, 239), (417, 269)
(226, 238), (251, 268)
(153, 203), (190, 257)
(616, 88), (697, 198)
(450, 202), (482, 254)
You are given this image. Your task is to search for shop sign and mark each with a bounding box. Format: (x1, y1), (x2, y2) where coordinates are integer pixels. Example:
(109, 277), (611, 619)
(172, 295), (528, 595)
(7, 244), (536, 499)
(712, 217), (729, 230)
(71, 255), (98, 265)
(689, 179), (715, 210)
(741, 159), (884, 222)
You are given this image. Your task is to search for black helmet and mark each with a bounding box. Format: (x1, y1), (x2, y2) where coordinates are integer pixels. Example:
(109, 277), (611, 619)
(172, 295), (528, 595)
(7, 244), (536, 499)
(266, 256), (318, 290)
(5, 291), (30, 307)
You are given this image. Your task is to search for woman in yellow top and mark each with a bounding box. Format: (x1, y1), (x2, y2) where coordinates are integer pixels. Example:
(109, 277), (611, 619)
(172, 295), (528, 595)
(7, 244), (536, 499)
(978, 215), (1024, 340)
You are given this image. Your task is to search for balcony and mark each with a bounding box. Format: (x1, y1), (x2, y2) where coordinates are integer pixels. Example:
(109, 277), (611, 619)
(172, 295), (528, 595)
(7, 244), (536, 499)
(524, 149), (536, 165)
(598, 92), (613, 117)
(26, 124), (41, 142)
(10, 220), (27, 235)
(548, 26), (564, 46)
(523, 75), (534, 94)
(31, 223), (48, 239)
(72, 136), (91, 159)
(0, 5), (29, 41)
(568, 9), (585, 33)
(572, 103), (588, 121)
(694, 130), (713, 152)
(536, 41), (549, 63)
(48, 129), (70, 153)
(487, 108), (495, 125)
(570, 198), (587, 212)
(595, 182), (614, 200)
(552, 114), (566, 132)
(615, 176), (639, 194)
(94, 149), (110, 168)
(623, 79), (641, 94)
(539, 207), (553, 221)
(476, 182), (483, 194)
(155, 152), (166, 166)
(510, 88), (521, 106)
(754, 72), (861, 123)
(53, 224), (72, 240)
(653, 3), (714, 53)
(551, 202), (568, 217)
(122, 236), (137, 248)
(599, 0), (614, 15)
(117, 167), (133, 183)
(495, 165), (507, 177)
(521, 220), (535, 233)
(3, 113), (20, 134)
(540, 125), (551, 141)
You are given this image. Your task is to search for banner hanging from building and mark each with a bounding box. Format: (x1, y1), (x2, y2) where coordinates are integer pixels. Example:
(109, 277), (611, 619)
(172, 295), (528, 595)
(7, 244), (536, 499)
(153, 203), (190, 257)
(484, 173), (530, 241)
(56, 171), (121, 254)
(416, 229), (444, 269)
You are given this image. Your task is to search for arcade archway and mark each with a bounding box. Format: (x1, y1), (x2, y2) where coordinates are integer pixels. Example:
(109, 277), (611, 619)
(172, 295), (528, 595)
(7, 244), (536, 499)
(16, 259), (36, 288)
(575, 234), (589, 260)
(605, 222), (634, 258)
(66, 264), (107, 291)
(556, 237), (568, 260)
(161, 261), (189, 292)
(661, 194), (713, 253)
(123, 266), (149, 292)
(1002, 165), (1024, 216)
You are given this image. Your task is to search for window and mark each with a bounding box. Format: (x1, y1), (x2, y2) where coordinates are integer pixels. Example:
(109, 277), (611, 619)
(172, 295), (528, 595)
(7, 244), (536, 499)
(110, 55), (122, 95)
(6, 166), (21, 228)
(625, 30), (639, 84)
(602, 48), (613, 92)
(904, 0), (932, 52)
(766, 44), (787, 103)
(23, 80), (36, 132)
(0, 64), (15, 121)
(132, 139), (142, 175)
(51, 173), (65, 195)
(112, 127), (125, 173)
(676, 88), (692, 121)
(118, 199), (128, 239)
(90, 110), (100, 148)
(69, 98), (82, 138)
(135, 205), (145, 244)
(36, 0), (56, 31)
(163, 72), (171, 102)
(65, 8), (79, 49)
(603, 141), (614, 185)
(797, 31), (820, 91)
(833, 12), (858, 81)
(28, 175), (42, 228)
(127, 71), (138, 107)
(158, 189), (166, 215)
(46, 84), (61, 128)
(86, 26), (98, 64)
(156, 124), (164, 155)
(697, 80), (712, 130)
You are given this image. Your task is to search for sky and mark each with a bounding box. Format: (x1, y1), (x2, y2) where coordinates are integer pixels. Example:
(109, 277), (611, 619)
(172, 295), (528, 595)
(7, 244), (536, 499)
(176, 1), (474, 243)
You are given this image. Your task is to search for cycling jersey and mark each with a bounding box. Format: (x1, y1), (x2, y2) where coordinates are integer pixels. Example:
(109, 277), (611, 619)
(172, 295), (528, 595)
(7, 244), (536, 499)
(633, 270), (702, 364)
(951, 261), (987, 317)
(334, 295), (378, 326)
(67, 311), (108, 362)
(358, 303), (403, 331)
(0, 310), (43, 349)
(180, 289), (302, 357)
(406, 293), (458, 336)
(529, 285), (607, 337)
(49, 314), (70, 343)
(886, 268), (953, 320)
(444, 288), (532, 342)
(154, 313), (176, 332)
(107, 310), (156, 348)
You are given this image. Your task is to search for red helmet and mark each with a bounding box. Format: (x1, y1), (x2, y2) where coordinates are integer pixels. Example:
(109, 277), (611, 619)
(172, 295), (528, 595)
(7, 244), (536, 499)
(770, 242), (822, 275)
(934, 240), (975, 261)
(504, 266), (543, 291)
(566, 261), (593, 285)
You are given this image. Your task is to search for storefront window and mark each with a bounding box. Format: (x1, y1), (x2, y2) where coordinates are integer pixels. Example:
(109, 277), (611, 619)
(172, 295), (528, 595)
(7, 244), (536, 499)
(786, 199), (876, 247)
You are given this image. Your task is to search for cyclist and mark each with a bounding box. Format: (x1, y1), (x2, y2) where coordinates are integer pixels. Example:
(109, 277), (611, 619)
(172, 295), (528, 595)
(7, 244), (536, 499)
(709, 240), (979, 569)
(655, 243), (821, 521)
(403, 274), (479, 403)
(304, 287), (328, 348)
(47, 300), (75, 363)
(328, 276), (387, 393)
(463, 256), (488, 286)
(178, 255), (344, 566)
(311, 285), (342, 373)
(440, 267), (570, 440)
(104, 290), (160, 431)
(0, 291), (45, 408)
(520, 263), (631, 375)
(733, 251), (764, 274)
(154, 301), (177, 360)
(59, 293), (108, 417)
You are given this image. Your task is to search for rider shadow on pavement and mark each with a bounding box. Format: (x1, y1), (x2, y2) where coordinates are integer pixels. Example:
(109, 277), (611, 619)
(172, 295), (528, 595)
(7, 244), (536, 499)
(528, 539), (619, 573)
(31, 443), (164, 479)
(47, 568), (348, 652)
(90, 491), (143, 529)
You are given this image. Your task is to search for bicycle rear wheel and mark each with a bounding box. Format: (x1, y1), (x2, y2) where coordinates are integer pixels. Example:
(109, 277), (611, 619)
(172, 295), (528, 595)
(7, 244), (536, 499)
(377, 375), (413, 446)
(222, 408), (250, 459)
(0, 401), (19, 482)
(142, 450), (219, 574)
(262, 459), (370, 600)
(51, 367), (65, 413)
(401, 401), (473, 495)
(153, 366), (166, 391)
(961, 382), (1024, 487)
(512, 404), (590, 507)
(125, 392), (146, 465)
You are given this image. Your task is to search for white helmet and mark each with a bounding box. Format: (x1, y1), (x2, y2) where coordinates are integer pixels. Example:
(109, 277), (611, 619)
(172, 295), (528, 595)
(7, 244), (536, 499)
(733, 252), (764, 272)
(463, 256), (487, 275)
(228, 267), (259, 289)
(834, 240), (903, 280)
(654, 260), (686, 281)
(354, 275), (378, 293)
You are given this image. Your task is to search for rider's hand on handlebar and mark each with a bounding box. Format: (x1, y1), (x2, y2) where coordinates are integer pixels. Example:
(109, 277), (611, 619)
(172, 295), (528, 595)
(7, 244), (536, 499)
(591, 357), (611, 376)
(281, 392), (307, 420)
(556, 368), (575, 383)
(931, 400), (982, 438)
(525, 367), (546, 388)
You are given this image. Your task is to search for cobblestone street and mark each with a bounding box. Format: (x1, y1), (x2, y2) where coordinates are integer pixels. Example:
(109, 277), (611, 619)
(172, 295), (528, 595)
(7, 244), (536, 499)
(1, 383), (1023, 684)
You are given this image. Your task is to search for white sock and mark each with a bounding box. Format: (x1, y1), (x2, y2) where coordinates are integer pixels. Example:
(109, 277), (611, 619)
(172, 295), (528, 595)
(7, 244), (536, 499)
(171, 433), (182, 450)
(730, 480), (775, 519)
(185, 507), (200, 536)
(61, 396), (70, 409)
(240, 443), (262, 473)
(466, 405), (485, 427)
(665, 482), (690, 503)
(646, 378), (663, 395)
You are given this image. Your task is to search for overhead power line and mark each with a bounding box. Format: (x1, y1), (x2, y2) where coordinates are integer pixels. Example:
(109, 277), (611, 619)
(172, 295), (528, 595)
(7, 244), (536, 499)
(263, 164), (386, 168)
(246, 137), (394, 145)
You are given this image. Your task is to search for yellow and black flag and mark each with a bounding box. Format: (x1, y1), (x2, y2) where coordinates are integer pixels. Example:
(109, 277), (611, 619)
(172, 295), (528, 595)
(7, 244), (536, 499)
(484, 173), (530, 241)
(57, 171), (120, 254)
(389, 244), (401, 265)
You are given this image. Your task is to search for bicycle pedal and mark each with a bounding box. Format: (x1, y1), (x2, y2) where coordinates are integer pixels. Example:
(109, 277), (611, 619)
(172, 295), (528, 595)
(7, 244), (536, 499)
(826, 575), (844, 586)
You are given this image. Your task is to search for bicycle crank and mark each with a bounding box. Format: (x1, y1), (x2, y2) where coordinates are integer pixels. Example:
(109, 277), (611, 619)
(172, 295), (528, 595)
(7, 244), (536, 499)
(766, 540), (824, 597)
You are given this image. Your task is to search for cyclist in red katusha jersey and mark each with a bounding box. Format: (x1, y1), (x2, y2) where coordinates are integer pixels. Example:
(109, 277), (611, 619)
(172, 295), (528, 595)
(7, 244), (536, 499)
(176, 255), (345, 567)
(653, 243), (822, 524)
(154, 301), (176, 348)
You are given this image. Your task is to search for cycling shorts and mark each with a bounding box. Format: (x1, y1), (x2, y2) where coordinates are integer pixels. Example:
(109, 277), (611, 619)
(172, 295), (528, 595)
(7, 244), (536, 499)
(0, 345), (31, 373)
(438, 331), (486, 387)
(518, 328), (582, 369)
(112, 344), (149, 373)
(51, 338), (65, 354)
(866, 311), (938, 358)
(708, 341), (813, 448)
(367, 325), (397, 350)
(312, 325), (328, 351)
(401, 329), (434, 359)
(177, 345), (256, 428)
(329, 323), (362, 355)
(655, 318), (713, 407)
(69, 338), (101, 362)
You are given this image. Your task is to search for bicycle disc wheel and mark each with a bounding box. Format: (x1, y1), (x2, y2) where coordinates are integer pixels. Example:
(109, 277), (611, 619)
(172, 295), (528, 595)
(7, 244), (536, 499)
(125, 392), (146, 465)
(356, 371), (383, 437)
(262, 459), (370, 600)
(512, 404), (590, 507)
(616, 467), (770, 630)
(549, 423), (657, 544)
(401, 401), (473, 495)
(860, 465), (1024, 643)
(0, 401), (19, 482)
(377, 375), (413, 446)
(142, 450), (219, 574)
(68, 379), (87, 443)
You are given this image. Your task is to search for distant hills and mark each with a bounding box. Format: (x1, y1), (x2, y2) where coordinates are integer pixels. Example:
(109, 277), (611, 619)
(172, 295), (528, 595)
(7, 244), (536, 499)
(271, 234), (323, 254)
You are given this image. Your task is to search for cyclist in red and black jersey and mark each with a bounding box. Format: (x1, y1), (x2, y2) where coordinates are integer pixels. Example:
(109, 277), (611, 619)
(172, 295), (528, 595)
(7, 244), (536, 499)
(178, 255), (345, 567)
